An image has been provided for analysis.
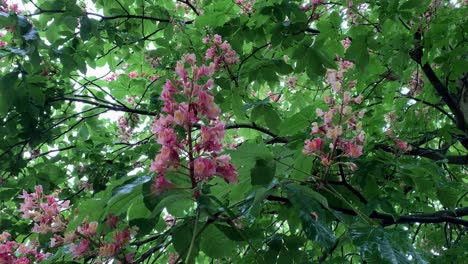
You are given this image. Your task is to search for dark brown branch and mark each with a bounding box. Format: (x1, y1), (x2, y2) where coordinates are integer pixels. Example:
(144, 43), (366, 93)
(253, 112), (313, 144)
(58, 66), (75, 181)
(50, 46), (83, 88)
(375, 143), (468, 165)
(237, 43), (271, 79)
(225, 123), (276, 138)
(131, 234), (162, 247)
(410, 32), (468, 149)
(47, 97), (158, 116)
(267, 194), (468, 226)
(177, 0), (200, 16)
(397, 94), (456, 123)
(28, 145), (76, 161)
(26, 8), (194, 24)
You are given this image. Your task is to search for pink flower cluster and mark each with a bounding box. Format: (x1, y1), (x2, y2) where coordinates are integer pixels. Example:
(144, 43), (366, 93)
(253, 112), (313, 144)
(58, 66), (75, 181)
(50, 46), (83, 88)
(286, 76), (298, 90)
(304, 41), (366, 169)
(203, 34), (240, 66)
(117, 96), (141, 142)
(0, 231), (50, 264)
(59, 220), (134, 261)
(150, 35), (238, 194)
(9, 186), (136, 262)
(384, 113), (412, 153)
(235, 0), (256, 15)
(19, 186), (69, 234)
(0, 0), (21, 14)
(144, 52), (162, 69)
(0, 0), (23, 48)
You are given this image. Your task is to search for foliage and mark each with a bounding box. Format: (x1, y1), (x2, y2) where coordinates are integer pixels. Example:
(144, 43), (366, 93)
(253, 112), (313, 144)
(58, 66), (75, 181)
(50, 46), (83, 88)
(0, 0), (467, 263)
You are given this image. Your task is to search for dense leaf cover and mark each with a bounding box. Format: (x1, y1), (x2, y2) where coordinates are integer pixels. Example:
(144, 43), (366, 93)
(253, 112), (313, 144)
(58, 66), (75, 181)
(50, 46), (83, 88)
(0, 0), (467, 263)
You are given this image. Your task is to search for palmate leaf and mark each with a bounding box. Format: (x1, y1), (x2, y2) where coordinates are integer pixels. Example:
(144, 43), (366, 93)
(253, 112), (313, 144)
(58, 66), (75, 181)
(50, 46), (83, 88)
(200, 224), (238, 258)
(283, 183), (335, 248)
(350, 226), (427, 264)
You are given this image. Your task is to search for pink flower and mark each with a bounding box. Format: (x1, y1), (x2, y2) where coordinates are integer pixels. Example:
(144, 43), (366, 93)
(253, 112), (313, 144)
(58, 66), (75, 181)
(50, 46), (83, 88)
(323, 94), (333, 104)
(342, 105), (352, 115)
(205, 46), (217, 59)
(156, 128), (177, 146)
(286, 76), (297, 89)
(199, 123), (225, 152)
(0, 232), (11, 242)
(343, 92), (352, 102)
(128, 71), (138, 79)
(151, 174), (177, 195)
(396, 140), (411, 151)
(303, 138), (324, 154)
(163, 214), (175, 227)
(325, 69), (338, 85)
(15, 257), (30, 264)
(341, 37), (352, 50)
(77, 222), (98, 236)
(197, 90), (220, 120)
(356, 131), (365, 144)
(344, 142), (363, 158)
(69, 239), (89, 258)
(183, 53), (196, 65)
(311, 0), (324, 6)
(321, 155), (332, 166)
(357, 109), (366, 118)
(106, 213), (119, 229)
(175, 61), (188, 81)
(0, 241), (16, 254)
(215, 155), (238, 183)
(213, 34), (222, 45)
(202, 36), (211, 43)
(99, 243), (118, 257)
(194, 158), (217, 181)
(323, 110), (334, 124)
(150, 146), (179, 173)
(34, 253), (51, 262)
(315, 108), (324, 117)
(310, 122), (320, 134)
(354, 95), (363, 104)
(114, 229), (131, 246)
(50, 234), (64, 248)
(325, 125), (342, 139)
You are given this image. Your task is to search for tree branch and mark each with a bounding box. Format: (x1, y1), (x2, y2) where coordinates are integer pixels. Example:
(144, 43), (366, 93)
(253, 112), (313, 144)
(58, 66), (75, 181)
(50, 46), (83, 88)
(47, 97), (158, 116)
(375, 143), (468, 165)
(409, 32), (468, 149)
(267, 194), (468, 226)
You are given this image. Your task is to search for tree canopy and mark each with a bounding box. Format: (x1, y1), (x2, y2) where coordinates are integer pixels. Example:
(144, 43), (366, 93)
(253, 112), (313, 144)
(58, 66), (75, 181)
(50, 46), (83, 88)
(0, 0), (467, 263)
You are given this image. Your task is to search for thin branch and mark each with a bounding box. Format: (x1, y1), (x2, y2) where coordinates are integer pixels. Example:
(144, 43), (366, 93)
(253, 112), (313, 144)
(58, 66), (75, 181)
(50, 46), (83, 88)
(236, 43), (270, 80)
(375, 143), (468, 165)
(177, 0), (200, 16)
(267, 193), (468, 226)
(397, 94), (456, 123)
(409, 31), (468, 149)
(47, 97), (158, 116)
(28, 145), (76, 161)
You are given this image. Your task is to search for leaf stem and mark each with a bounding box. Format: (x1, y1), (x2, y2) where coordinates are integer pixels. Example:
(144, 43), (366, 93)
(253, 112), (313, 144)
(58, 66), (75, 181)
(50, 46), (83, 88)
(185, 207), (200, 263)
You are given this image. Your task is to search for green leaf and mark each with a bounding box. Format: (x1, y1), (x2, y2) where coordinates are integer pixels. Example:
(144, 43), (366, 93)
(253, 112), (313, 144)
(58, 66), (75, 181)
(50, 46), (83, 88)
(80, 16), (92, 41)
(283, 183), (335, 248)
(172, 223), (199, 263)
(200, 224), (237, 258)
(250, 158), (276, 185)
(0, 72), (18, 115)
(279, 106), (313, 135)
(151, 191), (193, 218)
(345, 37), (369, 71)
(399, 0), (428, 11)
(350, 227), (426, 264)
(110, 175), (152, 200)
